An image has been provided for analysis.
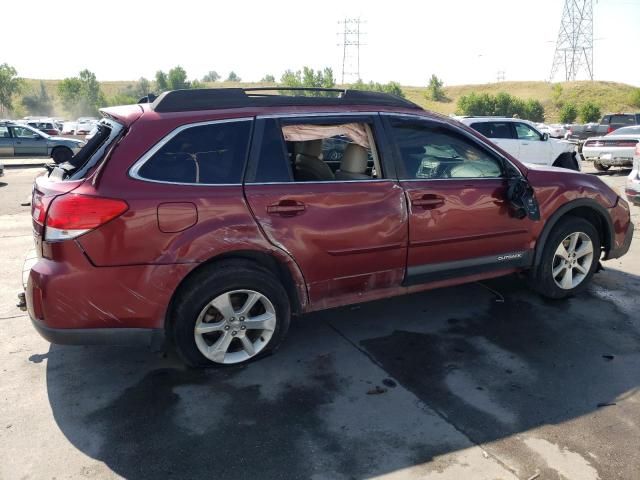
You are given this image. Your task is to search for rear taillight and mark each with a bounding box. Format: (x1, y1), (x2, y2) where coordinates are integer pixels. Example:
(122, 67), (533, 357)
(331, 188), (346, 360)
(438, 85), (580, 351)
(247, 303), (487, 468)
(635, 144), (640, 158)
(44, 194), (128, 241)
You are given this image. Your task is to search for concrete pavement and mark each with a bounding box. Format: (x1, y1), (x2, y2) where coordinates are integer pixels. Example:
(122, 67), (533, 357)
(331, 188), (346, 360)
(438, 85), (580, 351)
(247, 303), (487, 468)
(1, 164), (639, 479)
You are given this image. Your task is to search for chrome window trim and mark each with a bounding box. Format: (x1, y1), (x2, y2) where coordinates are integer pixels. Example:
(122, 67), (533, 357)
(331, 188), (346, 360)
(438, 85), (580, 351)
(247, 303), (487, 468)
(128, 117), (253, 186)
(380, 112), (524, 179)
(245, 179), (393, 186)
(256, 111), (380, 119)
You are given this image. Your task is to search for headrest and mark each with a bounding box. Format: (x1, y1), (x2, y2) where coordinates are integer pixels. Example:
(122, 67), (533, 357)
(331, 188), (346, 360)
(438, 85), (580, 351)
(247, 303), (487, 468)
(295, 140), (323, 158)
(340, 144), (368, 173)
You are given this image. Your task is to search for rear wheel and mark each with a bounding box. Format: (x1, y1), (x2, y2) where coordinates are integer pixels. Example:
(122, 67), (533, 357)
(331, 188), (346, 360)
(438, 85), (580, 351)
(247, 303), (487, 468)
(594, 161), (610, 172)
(51, 147), (73, 164)
(531, 217), (600, 299)
(170, 261), (291, 367)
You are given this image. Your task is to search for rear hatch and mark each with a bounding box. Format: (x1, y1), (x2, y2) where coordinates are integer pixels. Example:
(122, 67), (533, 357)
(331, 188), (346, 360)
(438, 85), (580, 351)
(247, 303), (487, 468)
(31, 110), (135, 255)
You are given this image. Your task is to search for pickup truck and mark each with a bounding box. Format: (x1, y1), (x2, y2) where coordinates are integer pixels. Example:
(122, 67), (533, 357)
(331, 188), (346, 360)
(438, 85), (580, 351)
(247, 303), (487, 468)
(566, 113), (640, 141)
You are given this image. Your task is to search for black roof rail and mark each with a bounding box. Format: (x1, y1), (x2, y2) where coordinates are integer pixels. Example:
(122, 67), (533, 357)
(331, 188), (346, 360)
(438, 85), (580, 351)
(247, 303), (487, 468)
(150, 87), (422, 113)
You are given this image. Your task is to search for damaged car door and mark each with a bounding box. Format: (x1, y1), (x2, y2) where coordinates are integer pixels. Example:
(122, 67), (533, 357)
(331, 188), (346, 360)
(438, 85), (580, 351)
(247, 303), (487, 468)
(383, 115), (537, 285)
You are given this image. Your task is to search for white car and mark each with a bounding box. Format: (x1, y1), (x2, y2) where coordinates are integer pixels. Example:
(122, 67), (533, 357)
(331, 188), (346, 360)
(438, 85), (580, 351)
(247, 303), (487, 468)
(536, 123), (567, 139)
(458, 117), (579, 170)
(582, 125), (640, 172)
(627, 151), (640, 206)
(61, 122), (78, 134)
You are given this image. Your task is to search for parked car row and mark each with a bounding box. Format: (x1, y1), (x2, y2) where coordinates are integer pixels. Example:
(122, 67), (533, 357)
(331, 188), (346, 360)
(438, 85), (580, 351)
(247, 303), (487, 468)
(0, 121), (85, 162)
(565, 113), (640, 141)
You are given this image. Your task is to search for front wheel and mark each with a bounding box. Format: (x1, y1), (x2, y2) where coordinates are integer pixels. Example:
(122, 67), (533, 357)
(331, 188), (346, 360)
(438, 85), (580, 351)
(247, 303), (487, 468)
(594, 161), (610, 172)
(171, 261), (291, 367)
(530, 217), (601, 299)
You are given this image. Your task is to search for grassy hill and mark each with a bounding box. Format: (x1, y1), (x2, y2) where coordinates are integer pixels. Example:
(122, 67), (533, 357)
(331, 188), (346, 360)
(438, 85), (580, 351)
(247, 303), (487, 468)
(15, 79), (639, 123)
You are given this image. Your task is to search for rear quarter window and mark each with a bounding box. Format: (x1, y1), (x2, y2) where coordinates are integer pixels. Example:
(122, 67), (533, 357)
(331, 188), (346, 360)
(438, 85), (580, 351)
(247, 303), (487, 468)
(134, 120), (252, 184)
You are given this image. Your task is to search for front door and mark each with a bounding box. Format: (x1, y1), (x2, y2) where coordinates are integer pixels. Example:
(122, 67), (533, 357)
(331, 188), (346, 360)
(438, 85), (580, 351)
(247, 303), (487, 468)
(384, 115), (535, 285)
(513, 122), (551, 164)
(10, 126), (47, 156)
(244, 116), (408, 308)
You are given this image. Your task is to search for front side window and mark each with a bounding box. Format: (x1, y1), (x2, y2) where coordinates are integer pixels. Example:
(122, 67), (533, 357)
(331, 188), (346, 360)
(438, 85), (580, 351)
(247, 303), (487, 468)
(390, 121), (503, 180)
(11, 126), (40, 139)
(0, 126), (9, 138)
(514, 123), (541, 141)
(136, 120), (252, 184)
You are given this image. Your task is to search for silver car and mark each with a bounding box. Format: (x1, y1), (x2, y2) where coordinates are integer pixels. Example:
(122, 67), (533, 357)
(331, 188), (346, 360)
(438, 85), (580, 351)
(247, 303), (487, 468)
(582, 125), (640, 171)
(0, 122), (84, 163)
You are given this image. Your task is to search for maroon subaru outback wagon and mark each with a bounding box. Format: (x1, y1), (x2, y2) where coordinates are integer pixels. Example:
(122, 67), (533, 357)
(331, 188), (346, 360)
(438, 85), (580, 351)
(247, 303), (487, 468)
(23, 88), (633, 367)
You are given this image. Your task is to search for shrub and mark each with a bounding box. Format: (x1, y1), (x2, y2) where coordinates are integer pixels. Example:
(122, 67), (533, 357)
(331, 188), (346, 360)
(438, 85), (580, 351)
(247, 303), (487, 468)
(579, 101), (601, 123)
(559, 103), (578, 123)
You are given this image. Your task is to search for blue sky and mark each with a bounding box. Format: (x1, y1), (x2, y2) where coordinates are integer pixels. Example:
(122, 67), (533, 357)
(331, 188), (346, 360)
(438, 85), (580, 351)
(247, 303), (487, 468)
(4, 0), (639, 86)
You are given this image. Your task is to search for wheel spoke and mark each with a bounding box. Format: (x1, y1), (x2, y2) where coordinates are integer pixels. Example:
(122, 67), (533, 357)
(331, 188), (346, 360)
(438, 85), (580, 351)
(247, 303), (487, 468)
(208, 331), (234, 363)
(574, 263), (587, 275)
(552, 263), (566, 278)
(568, 233), (579, 254)
(555, 243), (570, 260)
(238, 292), (261, 316)
(195, 321), (225, 334)
(560, 267), (574, 289)
(240, 336), (256, 356)
(210, 292), (235, 319)
(244, 312), (276, 331)
(575, 242), (593, 259)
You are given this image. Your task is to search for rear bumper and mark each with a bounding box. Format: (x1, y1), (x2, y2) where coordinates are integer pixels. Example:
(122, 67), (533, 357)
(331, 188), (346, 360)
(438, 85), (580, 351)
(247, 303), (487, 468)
(30, 316), (164, 347)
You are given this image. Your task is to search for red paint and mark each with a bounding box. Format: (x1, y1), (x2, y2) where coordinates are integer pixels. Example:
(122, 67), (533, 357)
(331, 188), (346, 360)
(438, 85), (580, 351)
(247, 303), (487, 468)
(25, 102), (633, 338)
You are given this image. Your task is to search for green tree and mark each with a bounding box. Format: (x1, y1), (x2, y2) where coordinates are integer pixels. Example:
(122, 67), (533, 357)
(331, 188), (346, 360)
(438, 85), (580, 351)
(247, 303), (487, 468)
(456, 91), (544, 121)
(57, 69), (105, 117)
(0, 63), (23, 115)
(167, 66), (190, 90)
(350, 79), (405, 98)
(202, 71), (220, 82)
(21, 81), (53, 116)
(190, 79), (204, 89)
(559, 102), (578, 123)
(630, 88), (640, 108)
(226, 71), (241, 82)
(579, 101), (601, 123)
(551, 83), (563, 108)
(426, 74), (445, 101)
(155, 70), (169, 92)
(106, 93), (138, 106)
(279, 67), (336, 95)
(261, 74), (275, 83)
(523, 99), (545, 123)
(135, 77), (151, 98)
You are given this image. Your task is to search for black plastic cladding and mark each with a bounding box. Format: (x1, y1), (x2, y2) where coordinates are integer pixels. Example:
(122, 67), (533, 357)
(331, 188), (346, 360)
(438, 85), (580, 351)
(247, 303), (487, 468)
(150, 88), (423, 113)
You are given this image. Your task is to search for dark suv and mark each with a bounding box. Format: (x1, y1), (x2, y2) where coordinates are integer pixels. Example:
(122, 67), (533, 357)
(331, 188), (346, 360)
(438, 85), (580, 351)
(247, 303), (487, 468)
(24, 88), (633, 367)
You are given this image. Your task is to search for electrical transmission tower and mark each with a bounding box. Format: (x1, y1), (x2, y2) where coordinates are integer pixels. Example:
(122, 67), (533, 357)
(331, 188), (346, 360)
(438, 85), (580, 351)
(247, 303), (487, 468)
(337, 17), (365, 84)
(549, 0), (594, 81)
(496, 70), (506, 82)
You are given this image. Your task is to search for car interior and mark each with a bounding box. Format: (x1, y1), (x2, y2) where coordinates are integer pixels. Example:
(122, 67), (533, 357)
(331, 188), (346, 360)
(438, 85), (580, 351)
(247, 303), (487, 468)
(281, 122), (380, 182)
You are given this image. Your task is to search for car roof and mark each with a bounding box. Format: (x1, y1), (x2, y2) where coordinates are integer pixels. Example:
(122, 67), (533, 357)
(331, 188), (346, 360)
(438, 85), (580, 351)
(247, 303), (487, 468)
(457, 116), (532, 124)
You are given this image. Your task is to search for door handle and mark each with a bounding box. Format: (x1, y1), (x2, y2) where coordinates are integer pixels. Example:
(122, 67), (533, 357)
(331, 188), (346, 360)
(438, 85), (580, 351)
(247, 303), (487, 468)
(267, 200), (306, 217)
(411, 194), (445, 209)
(521, 142), (529, 145)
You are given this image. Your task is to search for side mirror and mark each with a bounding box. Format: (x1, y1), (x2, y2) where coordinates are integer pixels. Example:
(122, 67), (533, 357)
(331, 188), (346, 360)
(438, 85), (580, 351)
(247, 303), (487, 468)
(506, 177), (540, 221)
(542, 133), (549, 141)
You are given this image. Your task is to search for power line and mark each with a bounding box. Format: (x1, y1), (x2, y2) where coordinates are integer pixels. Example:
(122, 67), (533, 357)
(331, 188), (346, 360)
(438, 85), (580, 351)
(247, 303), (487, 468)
(549, 0), (594, 81)
(337, 17), (365, 84)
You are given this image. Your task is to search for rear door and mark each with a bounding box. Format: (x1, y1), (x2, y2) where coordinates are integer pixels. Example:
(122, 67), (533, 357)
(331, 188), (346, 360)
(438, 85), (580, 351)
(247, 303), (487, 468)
(0, 125), (13, 156)
(10, 126), (48, 156)
(243, 114), (408, 308)
(384, 115), (535, 284)
(470, 121), (521, 159)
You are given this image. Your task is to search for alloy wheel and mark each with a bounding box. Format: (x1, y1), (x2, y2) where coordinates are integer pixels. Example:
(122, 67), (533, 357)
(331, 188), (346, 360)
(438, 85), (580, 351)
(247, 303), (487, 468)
(551, 232), (594, 290)
(194, 289), (277, 364)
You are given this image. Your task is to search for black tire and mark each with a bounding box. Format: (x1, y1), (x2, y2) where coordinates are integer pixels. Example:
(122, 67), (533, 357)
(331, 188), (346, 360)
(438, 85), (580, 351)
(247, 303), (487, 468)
(553, 153), (579, 171)
(51, 147), (73, 164)
(530, 217), (601, 299)
(594, 161), (610, 172)
(170, 260), (291, 367)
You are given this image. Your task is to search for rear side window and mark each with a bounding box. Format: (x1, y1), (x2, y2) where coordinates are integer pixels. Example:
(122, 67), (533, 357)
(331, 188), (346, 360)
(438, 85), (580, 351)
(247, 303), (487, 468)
(470, 122), (513, 139)
(136, 120), (252, 184)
